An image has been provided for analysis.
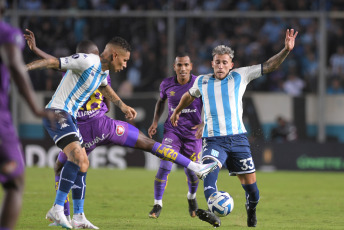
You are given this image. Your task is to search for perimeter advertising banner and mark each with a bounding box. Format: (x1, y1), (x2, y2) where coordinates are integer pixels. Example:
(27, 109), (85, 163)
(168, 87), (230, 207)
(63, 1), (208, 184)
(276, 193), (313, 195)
(22, 139), (344, 172)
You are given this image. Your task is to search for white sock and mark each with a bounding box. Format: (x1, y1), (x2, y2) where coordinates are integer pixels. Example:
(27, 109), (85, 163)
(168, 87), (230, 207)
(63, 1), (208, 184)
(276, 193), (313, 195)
(186, 161), (201, 172)
(154, 199), (162, 207)
(187, 192), (196, 200)
(66, 215), (71, 222)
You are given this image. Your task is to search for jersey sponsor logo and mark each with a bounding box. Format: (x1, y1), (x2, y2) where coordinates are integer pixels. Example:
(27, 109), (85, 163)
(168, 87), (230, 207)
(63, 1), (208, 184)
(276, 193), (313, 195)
(116, 125), (125, 136)
(164, 138), (173, 145)
(84, 133), (110, 149)
(169, 91), (175, 96)
(211, 149), (219, 157)
(77, 109), (100, 118)
(63, 57), (69, 64)
(171, 107), (197, 113)
(72, 54), (79, 59)
(202, 80), (208, 85)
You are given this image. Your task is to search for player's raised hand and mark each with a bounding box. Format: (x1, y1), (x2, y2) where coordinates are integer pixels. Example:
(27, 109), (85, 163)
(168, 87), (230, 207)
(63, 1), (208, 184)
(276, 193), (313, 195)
(148, 122), (158, 138)
(123, 105), (137, 120)
(191, 122), (204, 139)
(285, 29), (298, 51)
(24, 29), (37, 51)
(170, 111), (180, 127)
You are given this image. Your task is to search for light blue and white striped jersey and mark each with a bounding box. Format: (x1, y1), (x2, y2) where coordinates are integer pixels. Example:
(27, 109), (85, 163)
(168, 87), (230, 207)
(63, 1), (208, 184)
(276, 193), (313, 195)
(189, 64), (262, 137)
(46, 53), (109, 118)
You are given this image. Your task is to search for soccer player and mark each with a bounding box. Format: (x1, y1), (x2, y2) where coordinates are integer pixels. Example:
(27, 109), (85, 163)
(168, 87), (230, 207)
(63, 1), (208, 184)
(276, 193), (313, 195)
(171, 29), (298, 227)
(0, 1), (51, 229)
(25, 29), (109, 229)
(26, 36), (218, 229)
(148, 54), (203, 218)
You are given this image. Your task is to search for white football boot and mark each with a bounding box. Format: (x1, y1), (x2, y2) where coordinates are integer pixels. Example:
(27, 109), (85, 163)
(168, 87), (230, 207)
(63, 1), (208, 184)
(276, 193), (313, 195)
(48, 215), (71, 227)
(46, 206), (73, 229)
(72, 213), (99, 229)
(195, 161), (218, 180)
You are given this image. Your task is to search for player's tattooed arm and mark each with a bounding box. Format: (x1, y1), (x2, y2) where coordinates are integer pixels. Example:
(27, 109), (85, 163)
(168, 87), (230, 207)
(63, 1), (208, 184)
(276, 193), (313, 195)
(99, 85), (137, 119)
(26, 58), (59, 71)
(263, 29), (298, 74)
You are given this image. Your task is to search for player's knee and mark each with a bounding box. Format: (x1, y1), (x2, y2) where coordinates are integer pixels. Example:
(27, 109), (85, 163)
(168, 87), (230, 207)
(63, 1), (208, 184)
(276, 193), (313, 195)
(2, 174), (24, 192)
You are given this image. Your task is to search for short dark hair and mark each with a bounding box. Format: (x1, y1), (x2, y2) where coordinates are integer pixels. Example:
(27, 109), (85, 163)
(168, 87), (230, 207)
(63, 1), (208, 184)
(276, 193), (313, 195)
(76, 40), (97, 53)
(108, 36), (131, 52)
(175, 52), (190, 59)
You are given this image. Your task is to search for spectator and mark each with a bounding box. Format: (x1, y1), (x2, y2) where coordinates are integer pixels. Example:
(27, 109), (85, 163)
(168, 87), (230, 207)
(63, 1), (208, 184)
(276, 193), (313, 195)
(283, 72), (305, 96)
(271, 116), (297, 142)
(327, 78), (344, 94)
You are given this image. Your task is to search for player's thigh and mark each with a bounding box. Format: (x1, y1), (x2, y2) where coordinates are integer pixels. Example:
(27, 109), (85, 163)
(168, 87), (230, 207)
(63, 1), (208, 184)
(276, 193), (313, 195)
(43, 109), (83, 149)
(181, 137), (202, 163)
(201, 136), (228, 166)
(226, 134), (256, 175)
(0, 132), (25, 185)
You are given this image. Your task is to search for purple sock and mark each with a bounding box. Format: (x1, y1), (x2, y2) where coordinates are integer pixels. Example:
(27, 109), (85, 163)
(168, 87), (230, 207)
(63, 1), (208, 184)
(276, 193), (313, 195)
(184, 168), (199, 194)
(154, 161), (172, 200)
(55, 175), (70, 216)
(151, 142), (191, 168)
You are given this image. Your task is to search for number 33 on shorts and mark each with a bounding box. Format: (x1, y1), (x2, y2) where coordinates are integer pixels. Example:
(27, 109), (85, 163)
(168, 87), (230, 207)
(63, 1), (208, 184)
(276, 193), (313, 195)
(240, 157), (254, 171)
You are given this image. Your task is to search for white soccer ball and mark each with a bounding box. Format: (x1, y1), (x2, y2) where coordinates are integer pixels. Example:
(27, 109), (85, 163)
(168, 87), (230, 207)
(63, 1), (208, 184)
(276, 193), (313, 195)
(207, 191), (234, 217)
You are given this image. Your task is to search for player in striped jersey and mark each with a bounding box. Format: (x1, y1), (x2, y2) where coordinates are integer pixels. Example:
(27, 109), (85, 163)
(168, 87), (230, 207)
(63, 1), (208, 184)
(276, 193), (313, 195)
(171, 29), (298, 227)
(26, 36), (218, 229)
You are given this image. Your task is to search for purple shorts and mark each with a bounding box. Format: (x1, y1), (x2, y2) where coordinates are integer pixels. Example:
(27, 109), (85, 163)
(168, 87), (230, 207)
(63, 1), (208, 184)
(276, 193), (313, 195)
(159, 131), (202, 170)
(58, 115), (139, 163)
(0, 119), (25, 183)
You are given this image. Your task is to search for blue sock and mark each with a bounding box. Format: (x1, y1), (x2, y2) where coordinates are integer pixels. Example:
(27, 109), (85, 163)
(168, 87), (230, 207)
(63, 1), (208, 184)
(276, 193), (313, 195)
(55, 161), (80, 206)
(72, 171), (87, 214)
(203, 159), (220, 202)
(242, 182), (260, 209)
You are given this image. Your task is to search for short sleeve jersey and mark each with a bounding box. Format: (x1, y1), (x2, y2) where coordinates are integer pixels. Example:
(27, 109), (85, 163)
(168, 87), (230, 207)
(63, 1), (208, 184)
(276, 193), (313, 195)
(160, 74), (203, 139)
(76, 74), (111, 124)
(189, 64), (262, 137)
(46, 53), (108, 118)
(0, 21), (25, 112)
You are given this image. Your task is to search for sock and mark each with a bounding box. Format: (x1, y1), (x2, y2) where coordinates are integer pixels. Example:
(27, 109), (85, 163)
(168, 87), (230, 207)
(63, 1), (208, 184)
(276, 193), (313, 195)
(154, 199), (163, 207)
(55, 175), (70, 216)
(55, 161), (80, 206)
(154, 164), (171, 200)
(72, 171), (87, 214)
(187, 192), (196, 200)
(151, 142), (191, 168)
(184, 168), (199, 195)
(58, 151), (68, 165)
(242, 182), (260, 209)
(203, 159), (220, 201)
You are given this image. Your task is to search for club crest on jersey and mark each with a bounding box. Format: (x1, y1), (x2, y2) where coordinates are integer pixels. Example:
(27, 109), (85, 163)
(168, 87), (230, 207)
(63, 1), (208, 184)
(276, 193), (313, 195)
(202, 80), (208, 85)
(169, 91), (175, 96)
(72, 54), (79, 59)
(116, 125), (125, 136)
(164, 138), (173, 145)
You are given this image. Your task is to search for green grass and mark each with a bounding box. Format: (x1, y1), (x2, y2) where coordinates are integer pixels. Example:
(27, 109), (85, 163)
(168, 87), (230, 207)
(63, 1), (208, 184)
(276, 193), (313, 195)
(6, 168), (344, 229)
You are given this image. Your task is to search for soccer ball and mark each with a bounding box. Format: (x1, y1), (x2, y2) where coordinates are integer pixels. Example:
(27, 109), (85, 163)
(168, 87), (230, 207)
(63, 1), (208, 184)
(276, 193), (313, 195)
(207, 191), (234, 217)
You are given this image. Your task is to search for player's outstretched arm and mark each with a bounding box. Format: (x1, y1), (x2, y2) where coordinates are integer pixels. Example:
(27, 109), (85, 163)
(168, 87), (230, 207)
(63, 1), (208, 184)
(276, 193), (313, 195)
(1, 43), (48, 118)
(262, 29), (298, 74)
(26, 57), (59, 71)
(170, 92), (195, 127)
(148, 98), (165, 138)
(24, 29), (56, 60)
(99, 85), (137, 120)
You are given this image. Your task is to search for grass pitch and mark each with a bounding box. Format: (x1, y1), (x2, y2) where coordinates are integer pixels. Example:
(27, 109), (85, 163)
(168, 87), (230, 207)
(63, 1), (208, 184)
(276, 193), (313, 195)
(8, 168), (344, 229)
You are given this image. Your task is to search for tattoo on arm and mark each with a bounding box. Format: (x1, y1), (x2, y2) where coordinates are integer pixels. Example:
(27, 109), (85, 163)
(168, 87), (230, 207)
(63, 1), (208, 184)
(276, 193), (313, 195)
(263, 48), (290, 74)
(99, 86), (123, 108)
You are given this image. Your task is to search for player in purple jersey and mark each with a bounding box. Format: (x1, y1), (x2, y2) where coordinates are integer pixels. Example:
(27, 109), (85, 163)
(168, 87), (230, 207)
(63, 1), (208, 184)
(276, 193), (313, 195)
(171, 29), (298, 228)
(148, 54), (204, 218)
(0, 1), (52, 229)
(26, 33), (218, 229)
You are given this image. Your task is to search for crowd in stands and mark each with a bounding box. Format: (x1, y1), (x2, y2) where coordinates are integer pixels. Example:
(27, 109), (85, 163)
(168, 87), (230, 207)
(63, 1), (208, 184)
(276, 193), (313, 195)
(7, 0), (344, 96)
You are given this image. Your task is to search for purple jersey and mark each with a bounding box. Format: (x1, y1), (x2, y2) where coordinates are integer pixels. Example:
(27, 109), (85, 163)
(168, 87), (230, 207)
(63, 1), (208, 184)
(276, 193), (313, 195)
(0, 21), (25, 183)
(76, 75), (111, 124)
(0, 21), (25, 112)
(160, 74), (203, 138)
